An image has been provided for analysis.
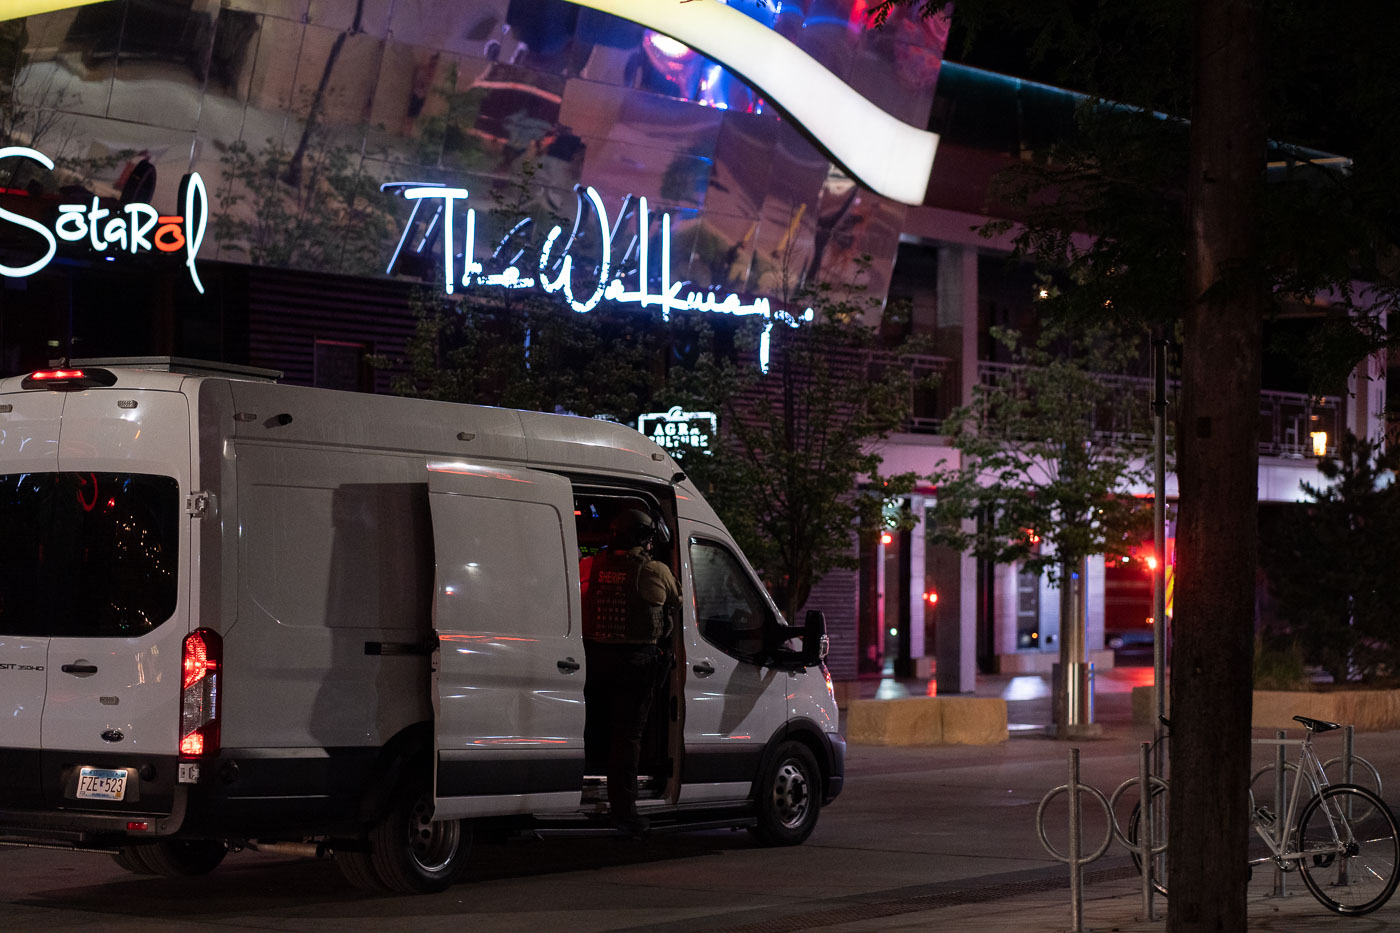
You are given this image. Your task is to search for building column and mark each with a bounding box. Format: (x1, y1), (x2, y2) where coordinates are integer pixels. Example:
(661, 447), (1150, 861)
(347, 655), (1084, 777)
(938, 243), (980, 695)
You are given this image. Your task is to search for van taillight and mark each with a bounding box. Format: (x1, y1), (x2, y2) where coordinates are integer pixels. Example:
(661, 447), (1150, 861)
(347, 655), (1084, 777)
(180, 629), (221, 759)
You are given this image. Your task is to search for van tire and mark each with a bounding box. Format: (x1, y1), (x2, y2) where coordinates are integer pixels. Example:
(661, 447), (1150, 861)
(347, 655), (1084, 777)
(130, 839), (227, 876)
(751, 741), (821, 846)
(335, 847), (393, 893)
(112, 846), (158, 874)
(367, 781), (471, 894)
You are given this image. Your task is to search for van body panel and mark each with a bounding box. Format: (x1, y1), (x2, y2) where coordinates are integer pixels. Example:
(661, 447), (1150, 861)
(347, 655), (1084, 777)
(0, 363), (845, 857)
(517, 409), (680, 483)
(677, 520), (785, 800)
(227, 381), (529, 464)
(0, 392), (64, 767)
(223, 442), (434, 749)
(428, 461), (586, 817)
(41, 391), (191, 759)
(0, 389), (63, 467)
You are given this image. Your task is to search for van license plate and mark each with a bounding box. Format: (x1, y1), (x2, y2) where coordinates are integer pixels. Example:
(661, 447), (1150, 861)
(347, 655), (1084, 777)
(76, 767), (127, 801)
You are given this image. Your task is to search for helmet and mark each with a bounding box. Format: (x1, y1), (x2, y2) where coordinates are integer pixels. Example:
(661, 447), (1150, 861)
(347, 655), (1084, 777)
(610, 508), (656, 547)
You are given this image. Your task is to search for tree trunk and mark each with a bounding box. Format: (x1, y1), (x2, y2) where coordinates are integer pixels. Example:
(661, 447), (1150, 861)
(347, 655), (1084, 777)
(1169, 2), (1266, 931)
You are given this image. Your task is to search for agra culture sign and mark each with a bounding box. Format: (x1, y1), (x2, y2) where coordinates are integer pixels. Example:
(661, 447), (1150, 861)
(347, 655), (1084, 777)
(637, 406), (718, 456)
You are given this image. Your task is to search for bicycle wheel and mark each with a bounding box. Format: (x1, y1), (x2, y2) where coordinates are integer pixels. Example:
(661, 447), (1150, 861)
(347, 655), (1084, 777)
(1297, 784), (1400, 916)
(1322, 755), (1383, 820)
(1249, 761), (1317, 815)
(1126, 783), (1169, 897)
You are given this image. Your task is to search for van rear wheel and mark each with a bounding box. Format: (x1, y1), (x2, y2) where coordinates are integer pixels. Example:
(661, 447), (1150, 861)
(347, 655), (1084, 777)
(751, 741), (821, 846)
(367, 781), (471, 894)
(129, 840), (227, 876)
(111, 846), (157, 875)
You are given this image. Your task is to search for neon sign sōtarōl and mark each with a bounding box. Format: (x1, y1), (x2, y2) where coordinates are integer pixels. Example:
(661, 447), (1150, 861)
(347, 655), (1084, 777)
(0, 147), (208, 294)
(382, 181), (813, 372)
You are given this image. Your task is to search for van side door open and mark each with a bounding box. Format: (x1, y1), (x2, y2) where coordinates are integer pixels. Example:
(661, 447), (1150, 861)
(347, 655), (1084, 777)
(427, 462), (585, 818)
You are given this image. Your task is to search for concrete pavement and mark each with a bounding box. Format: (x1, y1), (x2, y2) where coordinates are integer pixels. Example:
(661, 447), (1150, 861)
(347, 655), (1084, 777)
(833, 666), (1400, 931)
(4, 666), (1400, 931)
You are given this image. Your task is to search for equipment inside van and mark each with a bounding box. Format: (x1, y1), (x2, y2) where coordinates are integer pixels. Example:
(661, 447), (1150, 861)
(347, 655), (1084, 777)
(0, 358), (844, 893)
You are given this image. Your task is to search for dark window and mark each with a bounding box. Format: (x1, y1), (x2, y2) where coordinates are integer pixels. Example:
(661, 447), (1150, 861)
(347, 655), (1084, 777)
(690, 539), (772, 664)
(0, 472), (180, 637)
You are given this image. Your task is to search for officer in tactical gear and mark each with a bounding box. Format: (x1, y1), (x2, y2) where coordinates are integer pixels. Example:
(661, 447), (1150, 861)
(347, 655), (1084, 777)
(582, 507), (680, 836)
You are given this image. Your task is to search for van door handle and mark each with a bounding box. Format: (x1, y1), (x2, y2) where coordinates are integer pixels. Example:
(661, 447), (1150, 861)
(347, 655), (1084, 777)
(557, 657), (581, 674)
(61, 663), (98, 676)
(692, 660), (715, 677)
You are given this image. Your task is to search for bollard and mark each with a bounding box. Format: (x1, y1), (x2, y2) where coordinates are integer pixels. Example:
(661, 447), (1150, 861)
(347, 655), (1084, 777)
(1342, 725), (1354, 885)
(1069, 747), (1083, 932)
(1138, 742), (1155, 921)
(1273, 729), (1287, 898)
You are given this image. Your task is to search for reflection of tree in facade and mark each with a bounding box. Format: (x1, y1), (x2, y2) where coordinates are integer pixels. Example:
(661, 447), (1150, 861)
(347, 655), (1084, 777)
(0, 20), (131, 190)
(212, 131), (398, 277)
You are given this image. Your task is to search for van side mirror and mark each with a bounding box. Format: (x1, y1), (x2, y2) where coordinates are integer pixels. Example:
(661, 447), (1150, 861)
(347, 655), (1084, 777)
(802, 610), (828, 667)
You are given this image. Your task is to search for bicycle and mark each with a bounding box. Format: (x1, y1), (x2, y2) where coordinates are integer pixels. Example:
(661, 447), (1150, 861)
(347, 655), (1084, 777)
(1126, 715), (1400, 916)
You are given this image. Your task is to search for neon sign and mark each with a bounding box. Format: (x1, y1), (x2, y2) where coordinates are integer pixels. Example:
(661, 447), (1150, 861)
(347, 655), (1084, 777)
(638, 406), (717, 456)
(0, 146), (208, 294)
(382, 181), (813, 372)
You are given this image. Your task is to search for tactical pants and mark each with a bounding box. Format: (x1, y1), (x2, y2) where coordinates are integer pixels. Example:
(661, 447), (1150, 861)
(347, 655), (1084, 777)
(583, 640), (663, 823)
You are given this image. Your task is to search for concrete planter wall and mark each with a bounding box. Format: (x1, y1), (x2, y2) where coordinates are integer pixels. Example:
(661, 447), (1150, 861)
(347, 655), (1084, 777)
(845, 697), (1009, 746)
(1132, 685), (1400, 731)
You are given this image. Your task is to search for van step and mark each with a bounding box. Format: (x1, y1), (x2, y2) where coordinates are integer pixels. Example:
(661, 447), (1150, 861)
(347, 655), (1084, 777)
(527, 816), (756, 839)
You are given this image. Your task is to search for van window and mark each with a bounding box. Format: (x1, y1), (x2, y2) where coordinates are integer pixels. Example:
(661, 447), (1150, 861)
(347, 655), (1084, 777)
(0, 472), (179, 637)
(690, 539), (772, 663)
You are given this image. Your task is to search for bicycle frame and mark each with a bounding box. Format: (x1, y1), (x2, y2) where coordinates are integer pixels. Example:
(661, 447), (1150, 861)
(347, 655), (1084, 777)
(1250, 729), (1354, 871)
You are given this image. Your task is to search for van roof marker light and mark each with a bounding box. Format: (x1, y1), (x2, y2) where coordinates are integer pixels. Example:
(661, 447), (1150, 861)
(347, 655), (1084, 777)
(21, 367), (118, 389)
(559, 0), (939, 206)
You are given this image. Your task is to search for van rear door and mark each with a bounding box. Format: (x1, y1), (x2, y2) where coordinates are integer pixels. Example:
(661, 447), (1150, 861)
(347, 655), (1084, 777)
(427, 461), (585, 818)
(0, 390), (64, 807)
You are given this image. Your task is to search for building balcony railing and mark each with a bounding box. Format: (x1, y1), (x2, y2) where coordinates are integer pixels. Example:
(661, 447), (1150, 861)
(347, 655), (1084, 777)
(899, 360), (1341, 458)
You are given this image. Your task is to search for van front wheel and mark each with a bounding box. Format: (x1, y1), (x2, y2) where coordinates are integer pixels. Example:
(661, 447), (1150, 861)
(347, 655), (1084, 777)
(751, 741), (821, 846)
(368, 782), (471, 894)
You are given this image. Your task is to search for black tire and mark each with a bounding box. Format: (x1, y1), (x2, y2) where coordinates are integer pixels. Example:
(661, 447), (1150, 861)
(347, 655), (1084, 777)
(1127, 784), (1169, 897)
(751, 741), (821, 846)
(1298, 784), (1400, 916)
(335, 845), (393, 893)
(111, 846), (158, 875)
(366, 782), (471, 894)
(130, 840), (227, 877)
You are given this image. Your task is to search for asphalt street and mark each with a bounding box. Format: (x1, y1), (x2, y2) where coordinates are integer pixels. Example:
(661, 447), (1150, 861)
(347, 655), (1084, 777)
(3, 669), (1399, 932)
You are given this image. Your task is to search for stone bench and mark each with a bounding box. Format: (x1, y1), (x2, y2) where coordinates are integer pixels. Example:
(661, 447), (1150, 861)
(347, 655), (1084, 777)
(845, 696), (1008, 746)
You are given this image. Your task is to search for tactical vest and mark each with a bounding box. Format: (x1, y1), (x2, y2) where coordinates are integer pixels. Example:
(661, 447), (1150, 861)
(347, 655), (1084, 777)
(584, 550), (666, 644)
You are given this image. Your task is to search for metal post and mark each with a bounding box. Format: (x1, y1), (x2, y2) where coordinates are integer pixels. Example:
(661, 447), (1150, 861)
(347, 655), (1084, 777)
(1151, 335), (1168, 772)
(1069, 747), (1083, 932)
(1342, 725), (1355, 886)
(1344, 725), (1355, 786)
(1274, 730), (1287, 897)
(1139, 742), (1155, 921)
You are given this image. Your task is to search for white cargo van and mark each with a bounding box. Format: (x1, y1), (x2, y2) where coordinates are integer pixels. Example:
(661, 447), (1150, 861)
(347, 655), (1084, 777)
(0, 358), (843, 893)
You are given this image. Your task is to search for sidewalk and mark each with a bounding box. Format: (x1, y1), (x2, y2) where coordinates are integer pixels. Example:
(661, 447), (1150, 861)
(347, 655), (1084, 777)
(831, 667), (1400, 931)
(816, 869), (1399, 932)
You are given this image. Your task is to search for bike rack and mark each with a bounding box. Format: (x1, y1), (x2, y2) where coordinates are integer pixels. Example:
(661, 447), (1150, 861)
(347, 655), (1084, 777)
(1037, 725), (1384, 929)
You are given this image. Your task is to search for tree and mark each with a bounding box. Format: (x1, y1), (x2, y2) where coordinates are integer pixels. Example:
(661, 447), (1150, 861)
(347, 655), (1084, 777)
(923, 319), (1155, 730)
(668, 277), (925, 625)
(870, 1), (1400, 928)
(1261, 432), (1400, 684)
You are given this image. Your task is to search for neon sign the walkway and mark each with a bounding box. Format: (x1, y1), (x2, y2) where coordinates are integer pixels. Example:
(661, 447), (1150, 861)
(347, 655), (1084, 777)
(0, 146), (208, 294)
(382, 181), (813, 371)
